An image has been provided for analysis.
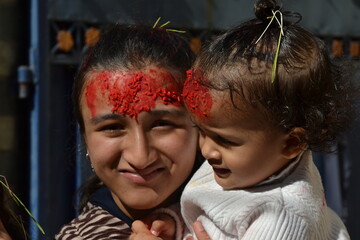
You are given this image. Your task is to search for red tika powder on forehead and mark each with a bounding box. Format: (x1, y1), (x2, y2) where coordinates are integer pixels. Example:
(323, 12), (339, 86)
(85, 69), (182, 119)
(84, 78), (98, 117)
(182, 69), (213, 121)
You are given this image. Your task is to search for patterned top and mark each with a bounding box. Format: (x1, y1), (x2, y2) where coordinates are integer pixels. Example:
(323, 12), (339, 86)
(55, 187), (133, 240)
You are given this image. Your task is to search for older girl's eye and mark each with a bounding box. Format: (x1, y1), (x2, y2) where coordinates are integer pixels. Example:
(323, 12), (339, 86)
(99, 123), (125, 133)
(152, 120), (175, 129)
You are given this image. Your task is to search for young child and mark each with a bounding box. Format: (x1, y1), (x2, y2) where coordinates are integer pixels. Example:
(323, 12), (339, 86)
(179, 0), (356, 239)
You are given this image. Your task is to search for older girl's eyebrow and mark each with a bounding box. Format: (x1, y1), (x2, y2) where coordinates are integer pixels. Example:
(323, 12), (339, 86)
(90, 113), (125, 125)
(149, 109), (186, 117)
(90, 109), (185, 125)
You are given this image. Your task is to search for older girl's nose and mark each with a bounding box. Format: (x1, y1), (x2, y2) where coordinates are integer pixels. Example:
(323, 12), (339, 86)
(122, 129), (158, 169)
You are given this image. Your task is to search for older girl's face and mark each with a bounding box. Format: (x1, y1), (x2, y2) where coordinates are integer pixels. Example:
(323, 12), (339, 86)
(81, 68), (198, 218)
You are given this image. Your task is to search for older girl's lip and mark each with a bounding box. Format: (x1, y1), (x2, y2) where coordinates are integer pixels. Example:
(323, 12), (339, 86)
(120, 168), (164, 184)
(212, 167), (231, 178)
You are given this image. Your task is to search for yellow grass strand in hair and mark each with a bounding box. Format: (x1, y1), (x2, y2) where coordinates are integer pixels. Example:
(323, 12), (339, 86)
(152, 17), (186, 33)
(255, 10), (284, 83)
(0, 177), (45, 235)
(166, 29), (186, 33)
(152, 17), (161, 28)
(271, 10), (284, 83)
(272, 10), (284, 36)
(272, 31), (282, 83)
(160, 21), (170, 28)
(256, 10), (284, 44)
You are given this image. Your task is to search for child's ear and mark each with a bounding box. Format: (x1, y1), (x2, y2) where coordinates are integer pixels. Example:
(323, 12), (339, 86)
(282, 127), (307, 159)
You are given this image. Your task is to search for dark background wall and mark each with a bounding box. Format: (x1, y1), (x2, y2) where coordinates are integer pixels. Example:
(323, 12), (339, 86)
(0, 0), (29, 234)
(0, 0), (359, 239)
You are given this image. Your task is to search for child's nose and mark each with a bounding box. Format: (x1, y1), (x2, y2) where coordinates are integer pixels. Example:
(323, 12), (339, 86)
(199, 134), (221, 160)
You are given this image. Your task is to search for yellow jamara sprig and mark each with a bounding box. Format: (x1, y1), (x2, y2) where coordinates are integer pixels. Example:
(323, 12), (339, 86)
(152, 17), (186, 33)
(0, 175), (45, 236)
(255, 10), (284, 83)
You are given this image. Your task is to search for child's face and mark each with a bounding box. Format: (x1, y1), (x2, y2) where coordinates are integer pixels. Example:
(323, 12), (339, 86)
(196, 92), (291, 190)
(81, 68), (198, 218)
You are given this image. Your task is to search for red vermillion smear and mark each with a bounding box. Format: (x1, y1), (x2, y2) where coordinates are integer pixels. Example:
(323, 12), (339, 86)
(85, 69), (182, 119)
(182, 69), (213, 120)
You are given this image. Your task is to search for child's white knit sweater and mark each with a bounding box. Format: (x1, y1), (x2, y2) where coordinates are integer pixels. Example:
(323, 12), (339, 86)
(181, 150), (350, 240)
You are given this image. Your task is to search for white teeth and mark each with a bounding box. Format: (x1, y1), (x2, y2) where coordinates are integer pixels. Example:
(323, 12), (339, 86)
(120, 168), (163, 176)
(129, 173), (140, 177)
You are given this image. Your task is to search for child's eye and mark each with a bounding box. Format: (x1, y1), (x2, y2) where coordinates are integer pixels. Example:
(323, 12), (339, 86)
(215, 135), (237, 147)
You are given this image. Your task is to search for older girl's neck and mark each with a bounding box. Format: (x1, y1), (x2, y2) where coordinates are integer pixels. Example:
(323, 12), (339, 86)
(111, 191), (180, 220)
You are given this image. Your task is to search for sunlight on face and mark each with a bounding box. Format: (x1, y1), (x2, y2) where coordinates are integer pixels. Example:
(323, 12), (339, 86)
(195, 92), (289, 190)
(84, 68), (182, 119)
(81, 68), (198, 218)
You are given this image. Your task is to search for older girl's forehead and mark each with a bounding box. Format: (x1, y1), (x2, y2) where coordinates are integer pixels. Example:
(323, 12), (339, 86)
(83, 68), (183, 119)
(86, 102), (187, 122)
(136, 103), (188, 121)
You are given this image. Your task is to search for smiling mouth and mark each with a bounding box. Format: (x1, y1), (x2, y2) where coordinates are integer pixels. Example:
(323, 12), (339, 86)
(120, 168), (164, 184)
(212, 167), (231, 178)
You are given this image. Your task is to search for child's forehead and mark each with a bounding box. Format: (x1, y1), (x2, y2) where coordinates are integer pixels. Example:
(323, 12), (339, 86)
(209, 91), (248, 117)
(201, 91), (269, 128)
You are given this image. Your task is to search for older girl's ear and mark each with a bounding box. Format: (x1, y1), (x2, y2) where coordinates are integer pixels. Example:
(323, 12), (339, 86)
(282, 127), (307, 159)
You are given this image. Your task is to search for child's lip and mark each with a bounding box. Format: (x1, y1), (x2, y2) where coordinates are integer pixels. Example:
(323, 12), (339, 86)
(212, 167), (231, 178)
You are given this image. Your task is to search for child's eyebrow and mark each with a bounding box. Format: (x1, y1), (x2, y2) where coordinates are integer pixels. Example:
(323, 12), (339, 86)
(90, 113), (125, 125)
(197, 125), (233, 139)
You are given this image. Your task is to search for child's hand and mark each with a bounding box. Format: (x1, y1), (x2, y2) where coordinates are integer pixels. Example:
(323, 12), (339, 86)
(129, 220), (161, 240)
(146, 213), (176, 239)
(131, 213), (176, 240)
(185, 221), (211, 240)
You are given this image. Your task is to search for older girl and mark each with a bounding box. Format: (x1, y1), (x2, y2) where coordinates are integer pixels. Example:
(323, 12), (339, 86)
(55, 23), (201, 240)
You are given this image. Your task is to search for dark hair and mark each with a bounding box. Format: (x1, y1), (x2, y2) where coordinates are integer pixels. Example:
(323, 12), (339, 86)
(73, 23), (195, 134)
(194, 0), (358, 152)
(74, 23), (196, 211)
(0, 186), (25, 240)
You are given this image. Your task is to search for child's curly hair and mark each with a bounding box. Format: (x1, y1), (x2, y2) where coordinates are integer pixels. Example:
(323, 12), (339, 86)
(194, 0), (359, 153)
